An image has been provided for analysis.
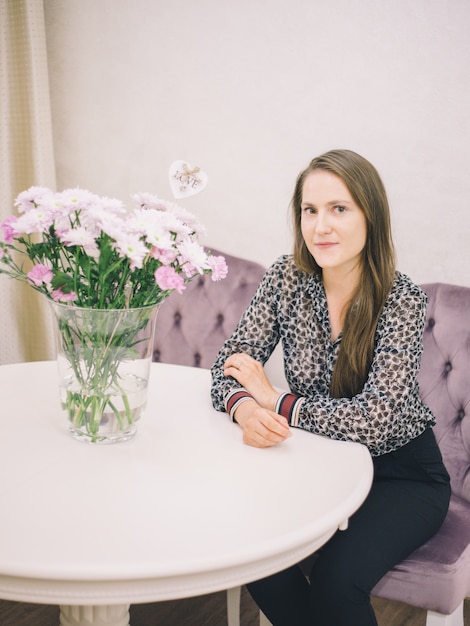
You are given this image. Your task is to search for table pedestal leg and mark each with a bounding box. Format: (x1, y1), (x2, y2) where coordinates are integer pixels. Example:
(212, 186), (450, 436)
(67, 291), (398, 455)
(59, 604), (130, 626)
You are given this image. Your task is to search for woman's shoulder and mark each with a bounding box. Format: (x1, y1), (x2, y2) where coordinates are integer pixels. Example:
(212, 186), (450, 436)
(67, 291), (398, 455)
(270, 254), (295, 270)
(259, 254), (313, 295)
(266, 254), (306, 279)
(270, 254), (314, 280)
(387, 272), (428, 308)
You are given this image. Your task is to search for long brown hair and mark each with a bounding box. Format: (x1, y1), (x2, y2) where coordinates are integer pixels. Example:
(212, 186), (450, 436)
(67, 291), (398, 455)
(291, 149), (396, 398)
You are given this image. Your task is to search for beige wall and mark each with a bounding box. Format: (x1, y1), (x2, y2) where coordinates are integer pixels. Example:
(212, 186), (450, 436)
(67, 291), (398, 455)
(44, 0), (470, 287)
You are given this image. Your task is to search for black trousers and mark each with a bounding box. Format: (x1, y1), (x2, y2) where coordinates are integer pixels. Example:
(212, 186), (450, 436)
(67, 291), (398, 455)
(247, 428), (451, 626)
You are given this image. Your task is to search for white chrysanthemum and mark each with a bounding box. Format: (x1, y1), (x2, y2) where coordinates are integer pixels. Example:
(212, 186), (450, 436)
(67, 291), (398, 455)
(177, 240), (210, 274)
(159, 211), (193, 240)
(169, 204), (207, 237)
(59, 227), (100, 259)
(113, 234), (148, 269)
(14, 207), (55, 234)
(83, 205), (126, 239)
(126, 209), (176, 249)
(126, 208), (162, 235)
(56, 188), (100, 213)
(14, 187), (54, 213)
(99, 196), (126, 215)
(132, 193), (172, 212)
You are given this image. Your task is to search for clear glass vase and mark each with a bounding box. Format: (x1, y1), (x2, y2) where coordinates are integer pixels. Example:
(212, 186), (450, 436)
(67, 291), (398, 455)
(49, 301), (159, 444)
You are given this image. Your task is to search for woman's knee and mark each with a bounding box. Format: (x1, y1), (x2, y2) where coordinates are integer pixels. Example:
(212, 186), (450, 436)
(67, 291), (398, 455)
(309, 552), (370, 604)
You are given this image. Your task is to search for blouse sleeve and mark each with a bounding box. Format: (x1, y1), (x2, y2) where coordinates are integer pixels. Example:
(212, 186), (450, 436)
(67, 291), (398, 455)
(285, 286), (431, 449)
(210, 258), (284, 413)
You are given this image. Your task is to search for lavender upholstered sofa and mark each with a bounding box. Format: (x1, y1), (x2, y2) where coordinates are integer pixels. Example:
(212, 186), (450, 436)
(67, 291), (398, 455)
(152, 257), (470, 626)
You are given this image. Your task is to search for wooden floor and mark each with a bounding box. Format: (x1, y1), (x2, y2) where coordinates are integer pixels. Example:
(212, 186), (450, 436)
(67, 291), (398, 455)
(0, 590), (468, 625)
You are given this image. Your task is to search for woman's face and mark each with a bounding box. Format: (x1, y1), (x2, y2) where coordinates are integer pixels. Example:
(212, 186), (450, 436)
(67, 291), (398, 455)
(300, 169), (367, 280)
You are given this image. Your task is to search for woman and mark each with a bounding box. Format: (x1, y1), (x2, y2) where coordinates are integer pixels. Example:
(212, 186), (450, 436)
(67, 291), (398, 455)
(210, 149), (450, 626)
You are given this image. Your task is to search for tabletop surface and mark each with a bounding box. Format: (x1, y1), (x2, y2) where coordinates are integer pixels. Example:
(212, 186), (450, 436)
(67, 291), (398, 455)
(0, 361), (373, 605)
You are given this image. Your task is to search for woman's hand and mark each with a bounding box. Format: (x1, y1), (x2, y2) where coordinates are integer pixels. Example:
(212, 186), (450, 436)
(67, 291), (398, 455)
(233, 399), (291, 448)
(224, 352), (279, 411)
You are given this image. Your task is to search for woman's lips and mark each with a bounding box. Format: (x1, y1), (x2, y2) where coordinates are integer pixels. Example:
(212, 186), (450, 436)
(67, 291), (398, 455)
(315, 242), (338, 249)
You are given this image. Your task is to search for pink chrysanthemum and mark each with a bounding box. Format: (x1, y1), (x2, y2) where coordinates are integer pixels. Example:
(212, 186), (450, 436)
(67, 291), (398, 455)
(52, 288), (78, 303)
(0, 216), (19, 244)
(154, 265), (185, 294)
(207, 255), (228, 281)
(27, 264), (53, 286)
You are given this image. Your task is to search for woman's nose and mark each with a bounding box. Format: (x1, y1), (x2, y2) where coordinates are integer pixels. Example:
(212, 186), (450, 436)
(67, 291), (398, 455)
(315, 210), (332, 233)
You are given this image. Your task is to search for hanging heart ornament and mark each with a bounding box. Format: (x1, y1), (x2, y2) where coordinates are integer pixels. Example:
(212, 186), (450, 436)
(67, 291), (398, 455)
(169, 160), (208, 199)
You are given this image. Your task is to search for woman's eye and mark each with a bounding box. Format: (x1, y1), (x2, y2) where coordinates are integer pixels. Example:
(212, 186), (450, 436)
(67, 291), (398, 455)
(303, 207), (316, 214)
(334, 205), (346, 213)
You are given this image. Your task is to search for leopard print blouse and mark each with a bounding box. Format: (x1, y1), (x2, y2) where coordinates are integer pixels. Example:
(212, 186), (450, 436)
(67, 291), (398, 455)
(210, 254), (434, 457)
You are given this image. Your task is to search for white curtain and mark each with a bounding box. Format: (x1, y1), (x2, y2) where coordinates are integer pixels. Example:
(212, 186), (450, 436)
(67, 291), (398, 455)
(0, 0), (56, 364)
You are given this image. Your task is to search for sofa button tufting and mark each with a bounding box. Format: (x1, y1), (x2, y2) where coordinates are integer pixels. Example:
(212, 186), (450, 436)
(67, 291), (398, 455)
(444, 361), (452, 373)
(174, 312), (181, 326)
(427, 318), (435, 329)
(457, 409), (465, 420)
(194, 353), (201, 367)
(216, 313), (224, 325)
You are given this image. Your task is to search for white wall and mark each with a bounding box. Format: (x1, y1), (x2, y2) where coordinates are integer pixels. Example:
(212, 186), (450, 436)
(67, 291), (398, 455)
(44, 0), (470, 287)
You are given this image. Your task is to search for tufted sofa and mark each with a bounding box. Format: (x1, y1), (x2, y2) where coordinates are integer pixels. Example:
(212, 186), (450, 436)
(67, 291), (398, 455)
(371, 282), (470, 625)
(152, 249), (266, 369)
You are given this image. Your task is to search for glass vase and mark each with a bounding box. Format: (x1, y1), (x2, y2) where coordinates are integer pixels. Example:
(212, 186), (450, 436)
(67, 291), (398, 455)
(49, 301), (159, 444)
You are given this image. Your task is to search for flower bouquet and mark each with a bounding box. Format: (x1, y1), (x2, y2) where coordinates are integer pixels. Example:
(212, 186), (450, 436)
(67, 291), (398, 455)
(0, 183), (227, 443)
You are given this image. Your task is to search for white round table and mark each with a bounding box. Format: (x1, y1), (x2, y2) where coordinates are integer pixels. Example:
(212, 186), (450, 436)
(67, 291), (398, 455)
(0, 361), (373, 626)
